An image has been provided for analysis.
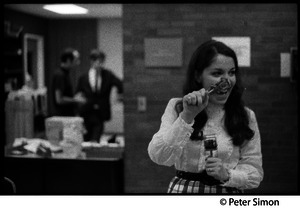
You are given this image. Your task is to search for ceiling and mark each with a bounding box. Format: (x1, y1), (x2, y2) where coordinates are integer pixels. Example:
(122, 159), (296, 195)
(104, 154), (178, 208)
(4, 4), (122, 19)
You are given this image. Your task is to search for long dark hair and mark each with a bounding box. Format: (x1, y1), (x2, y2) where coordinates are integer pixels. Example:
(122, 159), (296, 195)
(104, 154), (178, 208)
(181, 40), (254, 146)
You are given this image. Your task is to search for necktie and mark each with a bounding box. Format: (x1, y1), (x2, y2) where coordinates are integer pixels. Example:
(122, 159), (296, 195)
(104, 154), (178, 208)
(95, 69), (100, 93)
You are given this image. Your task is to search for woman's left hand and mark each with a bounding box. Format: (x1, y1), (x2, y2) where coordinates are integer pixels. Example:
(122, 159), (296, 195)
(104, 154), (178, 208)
(205, 157), (229, 182)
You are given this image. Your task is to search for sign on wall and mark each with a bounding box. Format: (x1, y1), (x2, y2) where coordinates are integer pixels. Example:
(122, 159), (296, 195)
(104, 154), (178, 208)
(280, 52), (291, 78)
(144, 38), (182, 67)
(212, 37), (251, 67)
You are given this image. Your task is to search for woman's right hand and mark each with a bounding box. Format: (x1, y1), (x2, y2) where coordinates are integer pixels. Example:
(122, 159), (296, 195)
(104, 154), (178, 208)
(180, 88), (209, 124)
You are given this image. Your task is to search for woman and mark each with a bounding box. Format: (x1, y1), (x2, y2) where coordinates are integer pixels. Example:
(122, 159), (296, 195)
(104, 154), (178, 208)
(148, 40), (263, 193)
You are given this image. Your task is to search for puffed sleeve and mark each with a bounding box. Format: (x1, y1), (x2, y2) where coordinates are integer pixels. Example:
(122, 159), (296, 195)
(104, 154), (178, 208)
(223, 108), (264, 189)
(148, 98), (194, 166)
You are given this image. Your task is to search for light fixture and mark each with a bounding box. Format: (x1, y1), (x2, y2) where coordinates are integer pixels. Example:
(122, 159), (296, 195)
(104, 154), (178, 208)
(43, 4), (88, 14)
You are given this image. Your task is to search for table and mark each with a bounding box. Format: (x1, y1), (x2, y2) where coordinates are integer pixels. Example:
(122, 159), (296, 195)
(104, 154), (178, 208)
(4, 146), (124, 194)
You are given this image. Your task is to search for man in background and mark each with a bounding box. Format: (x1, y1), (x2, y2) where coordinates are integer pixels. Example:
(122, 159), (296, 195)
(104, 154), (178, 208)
(75, 49), (123, 142)
(52, 48), (85, 116)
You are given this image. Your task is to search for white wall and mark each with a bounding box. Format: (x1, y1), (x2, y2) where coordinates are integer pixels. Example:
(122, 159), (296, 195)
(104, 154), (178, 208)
(97, 18), (124, 134)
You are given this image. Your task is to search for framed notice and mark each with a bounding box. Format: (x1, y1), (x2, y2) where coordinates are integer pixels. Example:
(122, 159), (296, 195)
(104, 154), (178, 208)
(144, 38), (182, 67)
(212, 37), (251, 67)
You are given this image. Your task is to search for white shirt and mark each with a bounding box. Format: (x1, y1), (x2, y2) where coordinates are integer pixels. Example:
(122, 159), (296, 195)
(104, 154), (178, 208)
(148, 98), (263, 190)
(88, 68), (102, 92)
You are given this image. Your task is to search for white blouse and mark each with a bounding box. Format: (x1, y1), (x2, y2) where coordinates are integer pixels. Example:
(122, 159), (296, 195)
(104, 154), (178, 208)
(148, 98), (263, 190)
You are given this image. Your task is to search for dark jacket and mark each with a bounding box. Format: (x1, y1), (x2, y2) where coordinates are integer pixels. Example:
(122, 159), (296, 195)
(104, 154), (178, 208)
(76, 68), (123, 121)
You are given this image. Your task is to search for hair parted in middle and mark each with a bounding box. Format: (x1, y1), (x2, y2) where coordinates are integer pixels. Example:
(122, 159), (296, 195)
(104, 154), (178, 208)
(90, 49), (106, 62)
(182, 39), (254, 146)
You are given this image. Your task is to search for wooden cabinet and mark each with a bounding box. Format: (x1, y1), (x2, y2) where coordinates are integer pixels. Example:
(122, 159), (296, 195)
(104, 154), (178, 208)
(4, 156), (124, 194)
(4, 146), (125, 194)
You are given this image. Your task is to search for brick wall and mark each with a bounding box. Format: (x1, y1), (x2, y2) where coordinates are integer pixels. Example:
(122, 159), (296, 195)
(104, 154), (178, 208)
(123, 4), (298, 193)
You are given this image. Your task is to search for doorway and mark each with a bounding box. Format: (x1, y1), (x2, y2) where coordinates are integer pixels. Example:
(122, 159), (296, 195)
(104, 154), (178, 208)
(24, 33), (45, 89)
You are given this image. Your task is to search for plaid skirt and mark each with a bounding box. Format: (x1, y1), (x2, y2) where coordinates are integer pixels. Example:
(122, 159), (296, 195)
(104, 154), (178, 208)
(167, 176), (242, 194)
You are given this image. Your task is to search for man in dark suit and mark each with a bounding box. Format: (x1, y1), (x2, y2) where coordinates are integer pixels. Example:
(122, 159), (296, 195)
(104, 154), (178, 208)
(75, 49), (123, 142)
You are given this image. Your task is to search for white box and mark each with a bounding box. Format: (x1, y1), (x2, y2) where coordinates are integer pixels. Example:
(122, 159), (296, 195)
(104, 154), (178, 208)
(45, 116), (84, 145)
